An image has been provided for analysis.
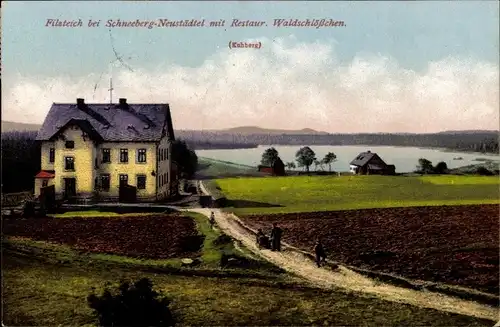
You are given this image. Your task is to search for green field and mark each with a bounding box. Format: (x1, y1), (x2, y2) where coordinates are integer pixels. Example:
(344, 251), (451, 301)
(215, 175), (500, 215)
(196, 157), (260, 179)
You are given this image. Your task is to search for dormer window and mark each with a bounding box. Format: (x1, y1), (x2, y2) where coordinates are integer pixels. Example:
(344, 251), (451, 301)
(65, 141), (75, 149)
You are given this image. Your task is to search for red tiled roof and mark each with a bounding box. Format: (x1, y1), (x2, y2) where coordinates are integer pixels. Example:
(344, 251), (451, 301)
(35, 170), (55, 179)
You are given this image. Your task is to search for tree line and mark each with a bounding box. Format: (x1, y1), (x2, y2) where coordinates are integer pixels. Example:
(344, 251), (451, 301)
(2, 131), (41, 193)
(416, 158), (498, 175)
(261, 146), (337, 173)
(176, 130), (499, 154)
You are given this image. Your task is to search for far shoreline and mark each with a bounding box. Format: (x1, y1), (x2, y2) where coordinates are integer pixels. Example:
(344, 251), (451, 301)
(195, 143), (500, 158)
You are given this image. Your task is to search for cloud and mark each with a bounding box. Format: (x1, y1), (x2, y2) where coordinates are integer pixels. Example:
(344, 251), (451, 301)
(2, 35), (498, 133)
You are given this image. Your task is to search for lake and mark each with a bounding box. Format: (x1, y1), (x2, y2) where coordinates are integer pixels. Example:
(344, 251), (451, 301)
(196, 145), (500, 173)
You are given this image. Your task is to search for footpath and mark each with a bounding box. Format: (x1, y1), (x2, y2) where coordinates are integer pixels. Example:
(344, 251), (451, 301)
(186, 208), (498, 322)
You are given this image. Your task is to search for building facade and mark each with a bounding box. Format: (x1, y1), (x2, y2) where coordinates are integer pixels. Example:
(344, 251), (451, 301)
(349, 151), (396, 175)
(34, 98), (178, 202)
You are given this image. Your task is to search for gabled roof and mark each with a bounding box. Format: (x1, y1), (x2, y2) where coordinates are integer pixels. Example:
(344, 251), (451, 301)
(49, 119), (104, 142)
(36, 99), (175, 142)
(350, 151), (380, 167)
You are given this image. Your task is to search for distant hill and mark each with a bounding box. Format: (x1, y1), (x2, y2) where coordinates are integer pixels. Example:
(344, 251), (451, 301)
(218, 126), (330, 135)
(437, 130), (499, 135)
(2, 121), (41, 132)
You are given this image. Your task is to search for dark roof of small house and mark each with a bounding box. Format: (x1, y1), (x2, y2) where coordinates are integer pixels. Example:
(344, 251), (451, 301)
(36, 101), (175, 142)
(350, 151), (377, 166)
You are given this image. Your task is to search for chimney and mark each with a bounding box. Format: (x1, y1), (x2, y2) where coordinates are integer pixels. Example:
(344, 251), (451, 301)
(119, 98), (127, 106)
(77, 98), (85, 107)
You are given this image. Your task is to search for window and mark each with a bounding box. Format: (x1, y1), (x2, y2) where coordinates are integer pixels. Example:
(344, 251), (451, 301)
(119, 174), (128, 187)
(137, 149), (147, 163)
(165, 148), (168, 160)
(166, 172), (168, 183)
(49, 148), (55, 163)
(102, 149), (111, 163)
(65, 141), (75, 149)
(64, 156), (75, 170)
(101, 174), (110, 191)
(120, 149), (129, 163)
(42, 180), (48, 187)
(158, 148), (162, 161)
(137, 175), (146, 189)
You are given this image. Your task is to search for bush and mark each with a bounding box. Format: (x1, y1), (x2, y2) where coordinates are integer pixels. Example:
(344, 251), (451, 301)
(417, 158), (434, 174)
(172, 140), (198, 179)
(434, 161), (448, 174)
(476, 167), (494, 176)
(87, 278), (175, 327)
(220, 253), (250, 268)
(213, 234), (232, 246)
(23, 201), (36, 217)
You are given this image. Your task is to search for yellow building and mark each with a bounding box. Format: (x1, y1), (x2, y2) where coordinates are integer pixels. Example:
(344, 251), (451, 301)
(34, 98), (178, 202)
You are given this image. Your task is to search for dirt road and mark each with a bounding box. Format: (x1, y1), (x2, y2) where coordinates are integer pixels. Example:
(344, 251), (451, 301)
(186, 208), (498, 322)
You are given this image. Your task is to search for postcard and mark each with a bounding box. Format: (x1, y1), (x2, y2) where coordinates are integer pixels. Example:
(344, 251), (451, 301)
(2, 1), (499, 326)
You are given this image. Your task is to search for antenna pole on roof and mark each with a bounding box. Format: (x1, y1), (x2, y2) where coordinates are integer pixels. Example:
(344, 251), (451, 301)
(108, 60), (114, 104)
(109, 76), (113, 104)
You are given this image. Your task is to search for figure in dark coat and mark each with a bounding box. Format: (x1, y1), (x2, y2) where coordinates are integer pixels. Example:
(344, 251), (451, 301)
(270, 223), (283, 251)
(314, 239), (327, 267)
(256, 229), (269, 249)
(209, 212), (215, 229)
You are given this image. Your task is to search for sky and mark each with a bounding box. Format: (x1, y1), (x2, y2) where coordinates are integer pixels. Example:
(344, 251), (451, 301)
(1, 1), (499, 133)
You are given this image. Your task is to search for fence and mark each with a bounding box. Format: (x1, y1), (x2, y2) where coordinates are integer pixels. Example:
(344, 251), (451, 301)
(1, 191), (34, 207)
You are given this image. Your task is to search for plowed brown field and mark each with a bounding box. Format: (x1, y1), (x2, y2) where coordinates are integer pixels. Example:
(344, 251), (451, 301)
(241, 204), (499, 294)
(3, 214), (199, 259)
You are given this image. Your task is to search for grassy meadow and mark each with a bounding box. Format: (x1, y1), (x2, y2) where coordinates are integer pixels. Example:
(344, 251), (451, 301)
(4, 253), (494, 326)
(214, 175), (500, 215)
(196, 157), (259, 179)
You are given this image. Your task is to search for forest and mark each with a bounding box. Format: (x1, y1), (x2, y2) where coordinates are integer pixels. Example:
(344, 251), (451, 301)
(176, 130), (499, 154)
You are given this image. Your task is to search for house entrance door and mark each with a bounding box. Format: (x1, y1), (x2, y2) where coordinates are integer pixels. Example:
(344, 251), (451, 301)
(64, 178), (76, 198)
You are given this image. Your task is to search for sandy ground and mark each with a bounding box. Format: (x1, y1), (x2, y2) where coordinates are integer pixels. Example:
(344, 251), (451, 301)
(186, 208), (499, 322)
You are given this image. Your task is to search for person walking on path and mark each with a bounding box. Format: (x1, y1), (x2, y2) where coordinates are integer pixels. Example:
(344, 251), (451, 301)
(270, 223), (283, 251)
(256, 228), (269, 249)
(314, 239), (327, 267)
(209, 211), (216, 229)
